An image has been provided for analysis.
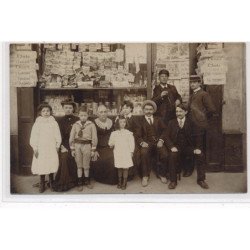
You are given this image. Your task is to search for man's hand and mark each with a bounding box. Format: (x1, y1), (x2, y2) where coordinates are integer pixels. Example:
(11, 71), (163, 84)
(61, 145), (68, 153)
(175, 99), (181, 106)
(157, 140), (164, 148)
(91, 151), (95, 157)
(171, 147), (178, 153)
(141, 142), (149, 148)
(91, 151), (100, 161)
(194, 149), (201, 155)
(71, 151), (76, 157)
(34, 149), (39, 158)
(161, 91), (168, 98)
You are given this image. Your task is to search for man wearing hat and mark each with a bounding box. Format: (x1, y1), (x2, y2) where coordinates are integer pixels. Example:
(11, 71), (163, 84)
(187, 75), (216, 181)
(152, 69), (182, 125)
(53, 99), (79, 192)
(134, 100), (168, 187)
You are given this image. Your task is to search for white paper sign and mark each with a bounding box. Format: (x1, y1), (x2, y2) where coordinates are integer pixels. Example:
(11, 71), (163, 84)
(10, 51), (38, 87)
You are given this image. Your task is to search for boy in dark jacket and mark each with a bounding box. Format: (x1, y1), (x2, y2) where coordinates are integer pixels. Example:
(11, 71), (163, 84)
(187, 75), (216, 177)
(165, 104), (208, 190)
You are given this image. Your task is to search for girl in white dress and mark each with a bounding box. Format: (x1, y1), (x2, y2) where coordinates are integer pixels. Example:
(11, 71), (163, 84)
(108, 115), (135, 190)
(30, 103), (62, 193)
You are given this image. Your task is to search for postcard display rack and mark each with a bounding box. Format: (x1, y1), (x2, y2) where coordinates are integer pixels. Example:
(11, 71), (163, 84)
(153, 43), (190, 104)
(37, 43), (150, 118)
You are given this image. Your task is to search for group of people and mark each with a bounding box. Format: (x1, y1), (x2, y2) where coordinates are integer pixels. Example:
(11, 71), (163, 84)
(30, 69), (216, 193)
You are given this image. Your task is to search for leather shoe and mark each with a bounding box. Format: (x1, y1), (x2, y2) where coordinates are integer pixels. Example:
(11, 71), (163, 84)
(168, 182), (177, 189)
(197, 180), (209, 189)
(183, 171), (192, 177)
(159, 176), (168, 184)
(142, 177), (149, 187)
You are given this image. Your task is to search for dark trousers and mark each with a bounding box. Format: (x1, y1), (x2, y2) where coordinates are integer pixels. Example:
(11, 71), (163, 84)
(140, 144), (168, 177)
(168, 146), (206, 182)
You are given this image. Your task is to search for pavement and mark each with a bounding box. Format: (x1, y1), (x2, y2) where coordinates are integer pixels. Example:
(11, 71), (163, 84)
(11, 171), (247, 195)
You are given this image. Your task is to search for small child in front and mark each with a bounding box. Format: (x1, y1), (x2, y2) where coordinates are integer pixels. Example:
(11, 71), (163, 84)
(69, 106), (98, 191)
(109, 115), (135, 190)
(30, 103), (62, 193)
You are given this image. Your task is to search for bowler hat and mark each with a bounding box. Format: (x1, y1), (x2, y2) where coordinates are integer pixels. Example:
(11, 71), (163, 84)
(159, 69), (170, 77)
(142, 100), (157, 113)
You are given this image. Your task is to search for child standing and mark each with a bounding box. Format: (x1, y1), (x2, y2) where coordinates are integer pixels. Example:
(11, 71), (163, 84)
(109, 115), (135, 190)
(69, 106), (98, 191)
(30, 103), (62, 193)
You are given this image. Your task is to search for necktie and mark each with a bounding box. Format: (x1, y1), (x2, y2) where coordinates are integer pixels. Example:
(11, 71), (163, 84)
(78, 122), (86, 137)
(179, 119), (183, 128)
(148, 117), (153, 125)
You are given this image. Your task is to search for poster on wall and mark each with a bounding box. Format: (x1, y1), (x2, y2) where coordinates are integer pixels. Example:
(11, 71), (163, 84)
(10, 50), (38, 87)
(196, 43), (228, 85)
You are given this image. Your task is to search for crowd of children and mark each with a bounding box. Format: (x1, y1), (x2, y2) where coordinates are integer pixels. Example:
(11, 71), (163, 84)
(30, 71), (216, 193)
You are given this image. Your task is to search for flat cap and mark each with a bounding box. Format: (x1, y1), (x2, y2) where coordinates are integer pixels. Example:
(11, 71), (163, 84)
(189, 75), (202, 82)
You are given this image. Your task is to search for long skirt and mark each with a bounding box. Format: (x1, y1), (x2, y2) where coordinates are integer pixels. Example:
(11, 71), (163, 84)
(91, 146), (118, 185)
(53, 152), (78, 192)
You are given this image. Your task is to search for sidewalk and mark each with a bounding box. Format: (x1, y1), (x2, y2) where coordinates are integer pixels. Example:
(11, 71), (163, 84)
(11, 171), (247, 194)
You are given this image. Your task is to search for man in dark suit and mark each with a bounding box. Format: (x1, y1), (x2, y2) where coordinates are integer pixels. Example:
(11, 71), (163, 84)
(186, 75), (216, 177)
(165, 104), (208, 190)
(152, 69), (182, 125)
(135, 100), (168, 187)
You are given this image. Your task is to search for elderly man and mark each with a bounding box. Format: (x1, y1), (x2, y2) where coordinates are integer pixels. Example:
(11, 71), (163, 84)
(152, 69), (182, 125)
(135, 100), (168, 187)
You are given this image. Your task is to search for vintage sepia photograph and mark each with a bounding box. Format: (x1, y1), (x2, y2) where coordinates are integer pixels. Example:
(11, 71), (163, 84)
(8, 42), (247, 195)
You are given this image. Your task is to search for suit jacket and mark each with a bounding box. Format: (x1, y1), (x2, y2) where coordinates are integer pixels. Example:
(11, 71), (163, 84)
(135, 116), (167, 145)
(165, 117), (203, 151)
(152, 84), (182, 124)
(188, 89), (216, 129)
(126, 115), (139, 134)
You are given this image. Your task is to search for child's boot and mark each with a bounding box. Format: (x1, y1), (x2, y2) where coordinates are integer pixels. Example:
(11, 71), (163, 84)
(49, 173), (54, 191)
(117, 177), (122, 189)
(85, 177), (93, 189)
(77, 177), (83, 191)
(39, 175), (45, 193)
(121, 178), (127, 190)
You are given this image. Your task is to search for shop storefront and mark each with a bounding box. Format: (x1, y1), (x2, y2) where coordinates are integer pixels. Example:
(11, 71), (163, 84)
(10, 43), (246, 175)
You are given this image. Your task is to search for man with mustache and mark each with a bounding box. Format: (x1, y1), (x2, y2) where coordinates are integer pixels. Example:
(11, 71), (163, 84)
(135, 100), (168, 187)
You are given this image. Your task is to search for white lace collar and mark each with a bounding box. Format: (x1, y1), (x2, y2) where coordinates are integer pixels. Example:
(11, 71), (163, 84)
(95, 118), (113, 130)
(36, 116), (55, 123)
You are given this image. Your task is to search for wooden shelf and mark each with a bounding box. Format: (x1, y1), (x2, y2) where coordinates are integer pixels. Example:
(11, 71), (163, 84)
(39, 86), (147, 91)
(54, 114), (143, 118)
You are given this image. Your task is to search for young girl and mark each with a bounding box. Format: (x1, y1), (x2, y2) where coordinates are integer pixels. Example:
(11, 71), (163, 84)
(30, 103), (62, 193)
(108, 115), (135, 190)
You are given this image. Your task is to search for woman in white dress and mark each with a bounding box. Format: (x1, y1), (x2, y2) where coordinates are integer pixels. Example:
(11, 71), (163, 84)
(108, 115), (135, 190)
(30, 103), (62, 193)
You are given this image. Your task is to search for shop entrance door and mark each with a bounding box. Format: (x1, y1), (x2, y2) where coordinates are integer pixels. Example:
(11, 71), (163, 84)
(17, 88), (35, 175)
(205, 85), (224, 172)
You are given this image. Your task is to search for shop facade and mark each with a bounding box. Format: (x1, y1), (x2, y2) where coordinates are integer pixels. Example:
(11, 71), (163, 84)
(9, 43), (246, 175)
